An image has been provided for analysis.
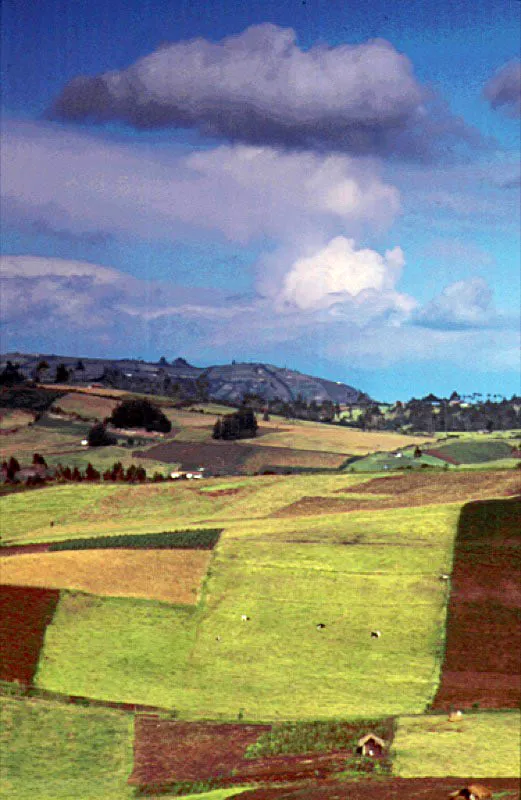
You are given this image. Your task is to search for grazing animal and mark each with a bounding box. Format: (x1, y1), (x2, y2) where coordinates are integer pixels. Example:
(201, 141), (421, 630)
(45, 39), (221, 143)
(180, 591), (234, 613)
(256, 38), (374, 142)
(316, 623), (326, 630)
(50, 521), (54, 527)
(371, 630), (381, 638)
(241, 615), (250, 622)
(448, 709), (463, 722)
(215, 636), (221, 642)
(440, 573), (450, 581)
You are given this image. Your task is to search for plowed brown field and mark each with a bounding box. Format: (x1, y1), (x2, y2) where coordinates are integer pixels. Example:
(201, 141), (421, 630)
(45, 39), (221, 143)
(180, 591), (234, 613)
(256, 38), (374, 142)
(434, 497), (521, 709)
(276, 472), (520, 516)
(0, 585), (59, 684)
(230, 778), (520, 799)
(129, 718), (388, 791)
(136, 440), (344, 473)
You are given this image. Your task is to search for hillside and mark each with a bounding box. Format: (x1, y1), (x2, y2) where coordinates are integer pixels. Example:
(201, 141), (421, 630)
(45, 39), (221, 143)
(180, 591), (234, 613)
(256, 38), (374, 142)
(1, 353), (368, 405)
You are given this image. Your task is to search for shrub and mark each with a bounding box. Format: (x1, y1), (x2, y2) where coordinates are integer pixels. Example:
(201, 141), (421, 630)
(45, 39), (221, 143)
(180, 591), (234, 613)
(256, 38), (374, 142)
(87, 422), (117, 447)
(109, 398), (171, 433)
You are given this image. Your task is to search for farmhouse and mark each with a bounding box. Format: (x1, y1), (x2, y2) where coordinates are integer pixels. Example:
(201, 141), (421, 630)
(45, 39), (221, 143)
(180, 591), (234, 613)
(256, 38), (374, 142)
(356, 733), (386, 757)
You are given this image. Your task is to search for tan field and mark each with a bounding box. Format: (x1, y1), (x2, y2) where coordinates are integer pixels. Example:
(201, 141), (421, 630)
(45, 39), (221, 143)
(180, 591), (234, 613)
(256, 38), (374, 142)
(248, 421), (436, 455)
(51, 392), (118, 420)
(0, 408), (35, 429)
(0, 548), (212, 605)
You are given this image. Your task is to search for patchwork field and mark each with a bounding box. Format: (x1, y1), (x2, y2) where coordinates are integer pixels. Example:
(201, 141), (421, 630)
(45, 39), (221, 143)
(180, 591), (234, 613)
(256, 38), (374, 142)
(0, 585), (59, 684)
(50, 391), (117, 420)
(0, 549), (212, 604)
(276, 470), (520, 516)
(233, 779), (520, 799)
(32, 500), (459, 718)
(434, 497), (521, 710)
(0, 408), (35, 430)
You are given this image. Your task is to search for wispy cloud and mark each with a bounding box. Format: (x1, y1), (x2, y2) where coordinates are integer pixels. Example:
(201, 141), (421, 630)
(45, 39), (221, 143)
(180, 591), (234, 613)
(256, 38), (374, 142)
(484, 59), (521, 118)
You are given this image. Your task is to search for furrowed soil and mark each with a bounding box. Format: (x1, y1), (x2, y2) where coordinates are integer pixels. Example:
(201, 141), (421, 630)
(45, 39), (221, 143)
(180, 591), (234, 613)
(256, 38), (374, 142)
(275, 471), (520, 516)
(129, 718), (375, 790)
(230, 778), (520, 799)
(0, 585), (59, 684)
(434, 497), (521, 709)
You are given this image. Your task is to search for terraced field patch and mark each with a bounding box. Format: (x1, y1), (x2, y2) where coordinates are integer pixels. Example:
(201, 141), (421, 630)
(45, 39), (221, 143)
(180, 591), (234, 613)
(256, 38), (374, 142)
(434, 497), (521, 709)
(0, 585), (59, 684)
(0, 549), (212, 605)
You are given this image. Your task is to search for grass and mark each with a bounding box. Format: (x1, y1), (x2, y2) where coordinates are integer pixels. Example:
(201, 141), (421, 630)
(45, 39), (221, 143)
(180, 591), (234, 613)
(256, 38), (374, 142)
(244, 718), (392, 758)
(43, 445), (174, 476)
(0, 696), (134, 800)
(0, 549), (212, 605)
(249, 423), (435, 456)
(426, 438), (516, 464)
(36, 594), (198, 708)
(35, 502), (459, 719)
(50, 392), (117, 420)
(0, 474), (372, 545)
(0, 409), (34, 429)
(392, 711), (521, 777)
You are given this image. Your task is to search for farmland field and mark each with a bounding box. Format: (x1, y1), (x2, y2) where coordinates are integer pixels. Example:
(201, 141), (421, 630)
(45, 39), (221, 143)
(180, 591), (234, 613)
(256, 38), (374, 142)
(0, 696), (134, 800)
(34, 501), (459, 718)
(50, 391), (117, 419)
(393, 711), (521, 777)
(0, 549), (212, 604)
(0, 585), (59, 684)
(434, 497), (521, 709)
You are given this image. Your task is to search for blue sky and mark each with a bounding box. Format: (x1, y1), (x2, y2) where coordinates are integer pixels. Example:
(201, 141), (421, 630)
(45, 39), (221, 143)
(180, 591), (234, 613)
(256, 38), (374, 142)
(1, 0), (520, 400)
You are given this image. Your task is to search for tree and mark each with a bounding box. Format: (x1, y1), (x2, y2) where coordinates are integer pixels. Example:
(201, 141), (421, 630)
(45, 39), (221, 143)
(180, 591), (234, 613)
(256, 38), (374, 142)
(0, 361), (24, 386)
(109, 398), (171, 433)
(85, 462), (100, 481)
(55, 363), (70, 383)
(88, 423), (117, 447)
(213, 406), (257, 440)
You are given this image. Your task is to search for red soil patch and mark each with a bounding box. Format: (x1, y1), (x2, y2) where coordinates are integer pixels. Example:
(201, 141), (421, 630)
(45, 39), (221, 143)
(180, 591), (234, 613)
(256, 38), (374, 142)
(1, 543), (52, 556)
(276, 472), (520, 517)
(434, 497), (521, 710)
(0, 585), (59, 684)
(130, 718), (271, 787)
(129, 718), (374, 791)
(231, 778), (520, 800)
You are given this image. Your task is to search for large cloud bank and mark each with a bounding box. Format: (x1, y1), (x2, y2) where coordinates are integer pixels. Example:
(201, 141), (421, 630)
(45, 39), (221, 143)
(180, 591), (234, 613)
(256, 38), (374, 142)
(484, 59), (521, 118)
(49, 24), (479, 158)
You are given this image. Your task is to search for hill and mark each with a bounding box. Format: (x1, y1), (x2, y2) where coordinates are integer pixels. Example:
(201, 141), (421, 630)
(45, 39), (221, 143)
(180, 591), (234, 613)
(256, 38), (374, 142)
(1, 353), (368, 406)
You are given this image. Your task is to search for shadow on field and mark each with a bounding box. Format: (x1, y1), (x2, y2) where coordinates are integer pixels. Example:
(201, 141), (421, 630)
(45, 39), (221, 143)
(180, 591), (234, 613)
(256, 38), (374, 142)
(434, 496), (521, 709)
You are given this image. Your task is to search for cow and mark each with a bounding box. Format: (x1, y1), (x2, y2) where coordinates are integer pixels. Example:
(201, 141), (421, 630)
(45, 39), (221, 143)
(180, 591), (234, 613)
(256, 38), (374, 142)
(241, 615), (250, 622)
(440, 573), (450, 581)
(448, 710), (463, 722)
(371, 630), (381, 638)
(316, 623), (326, 630)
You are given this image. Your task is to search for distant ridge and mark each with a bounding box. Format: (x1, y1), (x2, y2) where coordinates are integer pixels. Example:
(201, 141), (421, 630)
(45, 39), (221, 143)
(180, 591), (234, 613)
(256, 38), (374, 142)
(1, 352), (369, 405)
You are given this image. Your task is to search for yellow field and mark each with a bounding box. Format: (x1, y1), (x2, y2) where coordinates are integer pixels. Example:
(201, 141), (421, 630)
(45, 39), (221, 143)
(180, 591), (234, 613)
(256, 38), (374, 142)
(0, 549), (212, 605)
(247, 421), (436, 455)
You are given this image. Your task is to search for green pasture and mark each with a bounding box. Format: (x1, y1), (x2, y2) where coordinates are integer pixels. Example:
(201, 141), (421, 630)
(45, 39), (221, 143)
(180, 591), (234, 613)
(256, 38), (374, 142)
(393, 711), (521, 777)
(0, 696), (134, 800)
(427, 438), (517, 464)
(36, 502), (459, 720)
(0, 473), (372, 545)
(36, 594), (198, 709)
(43, 446), (174, 476)
(344, 452), (447, 472)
